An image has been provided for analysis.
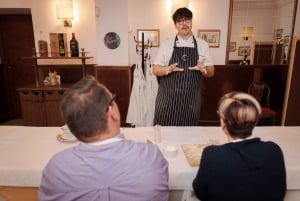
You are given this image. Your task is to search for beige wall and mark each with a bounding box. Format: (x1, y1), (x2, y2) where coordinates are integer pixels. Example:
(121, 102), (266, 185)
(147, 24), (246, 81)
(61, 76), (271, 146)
(0, 0), (97, 65)
(2, 0), (299, 65)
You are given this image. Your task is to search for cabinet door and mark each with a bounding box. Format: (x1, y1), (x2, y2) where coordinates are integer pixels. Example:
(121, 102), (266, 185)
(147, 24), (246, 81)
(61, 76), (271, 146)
(44, 91), (65, 126)
(18, 91), (46, 126)
(95, 66), (133, 127)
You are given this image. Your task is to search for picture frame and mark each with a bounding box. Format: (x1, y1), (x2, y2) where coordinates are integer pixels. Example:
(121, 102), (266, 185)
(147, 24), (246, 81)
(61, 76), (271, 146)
(229, 42), (236, 52)
(238, 46), (251, 56)
(273, 29), (283, 40)
(284, 35), (290, 45)
(197, 29), (220, 48)
(137, 29), (160, 47)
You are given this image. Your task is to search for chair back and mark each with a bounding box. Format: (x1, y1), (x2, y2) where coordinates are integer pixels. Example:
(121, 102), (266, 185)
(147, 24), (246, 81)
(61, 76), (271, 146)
(248, 82), (270, 108)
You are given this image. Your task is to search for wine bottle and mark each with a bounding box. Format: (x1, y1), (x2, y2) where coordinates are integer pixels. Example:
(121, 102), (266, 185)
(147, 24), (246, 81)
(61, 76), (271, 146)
(70, 33), (79, 57)
(58, 33), (65, 57)
(38, 31), (48, 57)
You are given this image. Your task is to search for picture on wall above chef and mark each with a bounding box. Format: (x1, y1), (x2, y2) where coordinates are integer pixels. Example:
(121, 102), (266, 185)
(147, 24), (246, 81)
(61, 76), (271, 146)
(152, 7), (215, 126)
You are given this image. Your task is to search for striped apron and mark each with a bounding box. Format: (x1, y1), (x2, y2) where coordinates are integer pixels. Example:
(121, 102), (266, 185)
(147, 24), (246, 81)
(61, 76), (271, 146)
(154, 35), (202, 126)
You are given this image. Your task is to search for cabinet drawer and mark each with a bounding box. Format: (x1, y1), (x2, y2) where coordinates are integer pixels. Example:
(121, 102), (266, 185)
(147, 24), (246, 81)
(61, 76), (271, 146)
(44, 91), (65, 101)
(19, 91), (43, 101)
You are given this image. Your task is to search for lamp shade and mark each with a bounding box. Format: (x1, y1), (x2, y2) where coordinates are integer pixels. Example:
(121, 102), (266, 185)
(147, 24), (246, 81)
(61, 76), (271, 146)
(55, 0), (74, 19)
(241, 26), (254, 40)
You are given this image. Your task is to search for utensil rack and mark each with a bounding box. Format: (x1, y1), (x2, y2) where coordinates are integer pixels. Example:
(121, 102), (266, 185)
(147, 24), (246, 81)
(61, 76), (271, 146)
(134, 32), (152, 77)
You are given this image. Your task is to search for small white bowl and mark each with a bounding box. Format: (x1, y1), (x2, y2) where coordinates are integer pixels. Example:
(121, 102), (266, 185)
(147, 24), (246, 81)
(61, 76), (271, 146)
(162, 143), (178, 158)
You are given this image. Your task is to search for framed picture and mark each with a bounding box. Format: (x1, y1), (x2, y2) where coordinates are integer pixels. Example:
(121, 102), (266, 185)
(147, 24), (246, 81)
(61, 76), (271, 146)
(238, 46), (251, 56)
(229, 42), (236, 52)
(137, 29), (160, 47)
(273, 29), (283, 40)
(284, 35), (290, 45)
(197, 29), (220, 47)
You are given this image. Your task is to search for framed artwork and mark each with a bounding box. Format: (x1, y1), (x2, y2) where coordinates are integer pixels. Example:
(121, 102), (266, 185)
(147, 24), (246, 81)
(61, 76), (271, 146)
(273, 29), (283, 40)
(104, 32), (120, 50)
(238, 46), (251, 56)
(197, 29), (220, 47)
(137, 29), (160, 47)
(229, 42), (236, 52)
(284, 35), (290, 45)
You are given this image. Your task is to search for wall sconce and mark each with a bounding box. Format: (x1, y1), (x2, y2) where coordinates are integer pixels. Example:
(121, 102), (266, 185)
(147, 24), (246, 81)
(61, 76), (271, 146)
(241, 26), (254, 40)
(171, 0), (189, 15)
(55, 0), (74, 27)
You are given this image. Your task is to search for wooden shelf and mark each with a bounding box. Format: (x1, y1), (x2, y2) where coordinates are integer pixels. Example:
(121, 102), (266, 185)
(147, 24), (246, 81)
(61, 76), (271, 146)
(21, 50), (93, 87)
(21, 56), (93, 60)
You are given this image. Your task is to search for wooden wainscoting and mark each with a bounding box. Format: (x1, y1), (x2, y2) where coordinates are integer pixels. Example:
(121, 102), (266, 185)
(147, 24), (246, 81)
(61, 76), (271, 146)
(94, 65), (133, 127)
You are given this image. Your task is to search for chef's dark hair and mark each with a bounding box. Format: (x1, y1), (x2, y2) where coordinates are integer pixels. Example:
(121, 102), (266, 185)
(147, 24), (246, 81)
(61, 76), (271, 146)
(172, 7), (193, 24)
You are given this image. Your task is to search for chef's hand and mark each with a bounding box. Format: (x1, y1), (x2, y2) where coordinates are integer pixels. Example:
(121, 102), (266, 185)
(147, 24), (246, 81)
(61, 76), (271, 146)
(165, 63), (184, 75)
(188, 60), (207, 74)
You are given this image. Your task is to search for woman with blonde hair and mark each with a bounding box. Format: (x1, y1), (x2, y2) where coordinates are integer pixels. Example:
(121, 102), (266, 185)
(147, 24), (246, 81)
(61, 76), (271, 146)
(193, 91), (286, 201)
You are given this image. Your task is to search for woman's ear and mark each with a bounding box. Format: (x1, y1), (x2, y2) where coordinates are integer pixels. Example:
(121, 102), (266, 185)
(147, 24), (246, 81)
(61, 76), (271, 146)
(220, 119), (232, 141)
(220, 119), (227, 131)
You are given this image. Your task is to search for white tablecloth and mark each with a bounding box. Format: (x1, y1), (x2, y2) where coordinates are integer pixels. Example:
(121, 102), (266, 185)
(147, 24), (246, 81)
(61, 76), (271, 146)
(0, 126), (300, 192)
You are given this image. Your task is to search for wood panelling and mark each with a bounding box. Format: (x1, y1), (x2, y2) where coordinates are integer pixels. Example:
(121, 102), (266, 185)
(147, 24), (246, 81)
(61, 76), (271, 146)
(200, 65), (288, 125)
(95, 66), (133, 127)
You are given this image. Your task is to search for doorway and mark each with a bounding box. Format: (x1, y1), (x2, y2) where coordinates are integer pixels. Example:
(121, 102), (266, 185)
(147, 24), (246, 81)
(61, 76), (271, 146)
(0, 11), (35, 123)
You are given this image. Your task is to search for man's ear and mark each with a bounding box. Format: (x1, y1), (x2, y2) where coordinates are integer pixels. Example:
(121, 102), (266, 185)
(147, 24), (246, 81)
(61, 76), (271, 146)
(107, 106), (119, 122)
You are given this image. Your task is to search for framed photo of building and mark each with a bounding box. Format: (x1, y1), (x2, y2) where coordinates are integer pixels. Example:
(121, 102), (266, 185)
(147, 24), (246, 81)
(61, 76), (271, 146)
(273, 29), (283, 40)
(197, 29), (220, 48)
(229, 42), (236, 52)
(284, 35), (290, 45)
(137, 29), (160, 47)
(238, 46), (251, 56)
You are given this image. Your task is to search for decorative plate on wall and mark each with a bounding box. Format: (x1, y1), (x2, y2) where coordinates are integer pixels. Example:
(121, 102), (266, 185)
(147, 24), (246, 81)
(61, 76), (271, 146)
(104, 32), (120, 49)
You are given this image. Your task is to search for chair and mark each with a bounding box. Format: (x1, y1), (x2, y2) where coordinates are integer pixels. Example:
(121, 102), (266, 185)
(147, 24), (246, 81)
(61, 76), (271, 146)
(248, 82), (277, 125)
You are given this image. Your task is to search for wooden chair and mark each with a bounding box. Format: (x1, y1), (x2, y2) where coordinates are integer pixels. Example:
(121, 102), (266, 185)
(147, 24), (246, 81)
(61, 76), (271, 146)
(248, 82), (277, 125)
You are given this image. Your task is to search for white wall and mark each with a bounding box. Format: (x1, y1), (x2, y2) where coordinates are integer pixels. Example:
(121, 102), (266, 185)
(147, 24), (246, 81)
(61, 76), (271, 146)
(229, 1), (295, 61)
(127, 0), (230, 65)
(1, 0), (299, 65)
(95, 0), (128, 65)
(0, 0), (97, 65)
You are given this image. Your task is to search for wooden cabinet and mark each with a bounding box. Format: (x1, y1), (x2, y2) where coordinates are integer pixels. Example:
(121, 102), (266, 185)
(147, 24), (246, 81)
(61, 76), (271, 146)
(18, 54), (95, 126)
(18, 65), (133, 127)
(94, 66), (133, 127)
(21, 55), (94, 87)
(17, 84), (72, 126)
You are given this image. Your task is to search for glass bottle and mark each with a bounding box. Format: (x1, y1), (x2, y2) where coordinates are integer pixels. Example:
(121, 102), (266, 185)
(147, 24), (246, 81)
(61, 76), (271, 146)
(58, 33), (65, 57)
(38, 31), (48, 57)
(70, 33), (79, 57)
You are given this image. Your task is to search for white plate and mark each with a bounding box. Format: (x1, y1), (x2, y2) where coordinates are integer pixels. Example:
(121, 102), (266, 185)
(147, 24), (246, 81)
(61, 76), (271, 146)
(57, 133), (78, 143)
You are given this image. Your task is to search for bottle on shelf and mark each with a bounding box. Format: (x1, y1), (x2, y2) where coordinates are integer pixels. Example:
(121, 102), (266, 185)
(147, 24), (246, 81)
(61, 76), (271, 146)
(58, 33), (65, 57)
(38, 31), (48, 57)
(70, 33), (79, 57)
